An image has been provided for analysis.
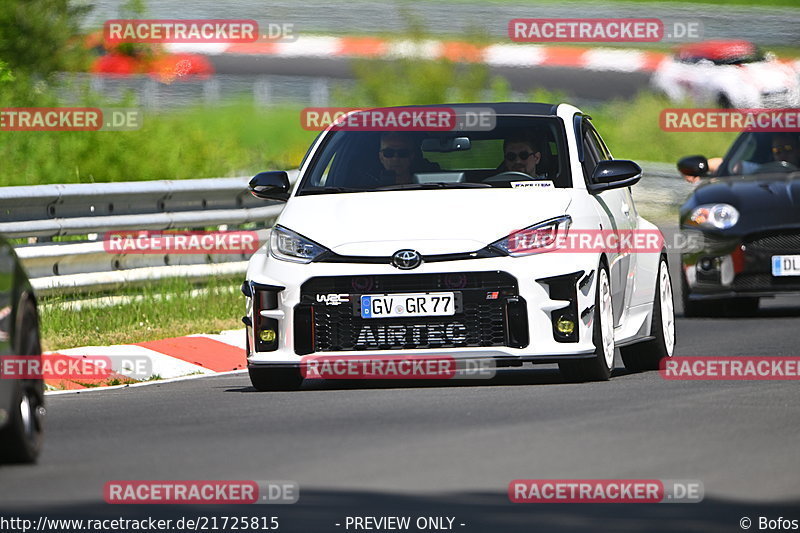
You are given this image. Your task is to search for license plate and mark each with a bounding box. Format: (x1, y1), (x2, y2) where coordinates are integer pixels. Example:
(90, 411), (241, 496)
(361, 292), (455, 319)
(772, 255), (800, 276)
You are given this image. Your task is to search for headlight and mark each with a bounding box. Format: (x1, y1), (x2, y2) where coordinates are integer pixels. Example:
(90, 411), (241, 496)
(269, 225), (329, 263)
(688, 204), (739, 230)
(489, 216), (572, 256)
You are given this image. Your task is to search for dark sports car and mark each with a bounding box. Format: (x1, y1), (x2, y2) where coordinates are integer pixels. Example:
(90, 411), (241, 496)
(678, 131), (800, 316)
(0, 236), (45, 463)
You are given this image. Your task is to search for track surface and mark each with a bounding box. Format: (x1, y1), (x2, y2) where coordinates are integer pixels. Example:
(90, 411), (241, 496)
(209, 55), (652, 101)
(2, 249), (799, 532)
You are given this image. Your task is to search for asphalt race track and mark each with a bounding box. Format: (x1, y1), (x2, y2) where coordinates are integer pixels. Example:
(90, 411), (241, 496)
(209, 55), (653, 102)
(1, 248), (799, 532)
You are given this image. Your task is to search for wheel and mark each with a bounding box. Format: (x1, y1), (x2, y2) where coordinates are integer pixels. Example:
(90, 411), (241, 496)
(0, 296), (45, 464)
(717, 94), (733, 109)
(248, 367), (303, 391)
(559, 264), (614, 382)
(621, 256), (676, 372)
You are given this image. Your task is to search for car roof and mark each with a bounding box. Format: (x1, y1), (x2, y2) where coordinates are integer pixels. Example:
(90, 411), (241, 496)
(675, 40), (757, 61)
(363, 102), (560, 116)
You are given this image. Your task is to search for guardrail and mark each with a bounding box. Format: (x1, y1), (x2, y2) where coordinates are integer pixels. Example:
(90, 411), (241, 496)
(1, 172), (298, 295)
(2, 164), (685, 296)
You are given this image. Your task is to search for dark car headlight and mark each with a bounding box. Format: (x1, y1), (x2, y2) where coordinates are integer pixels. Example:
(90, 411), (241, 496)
(687, 204), (739, 230)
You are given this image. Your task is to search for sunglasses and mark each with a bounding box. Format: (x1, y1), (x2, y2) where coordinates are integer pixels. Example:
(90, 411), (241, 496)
(380, 148), (411, 158)
(505, 151), (535, 162)
(772, 144), (796, 154)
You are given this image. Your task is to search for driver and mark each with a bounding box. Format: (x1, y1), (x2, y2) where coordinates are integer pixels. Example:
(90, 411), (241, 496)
(499, 135), (545, 178)
(683, 132), (800, 182)
(376, 132), (440, 185)
(770, 133), (800, 168)
(732, 132), (800, 175)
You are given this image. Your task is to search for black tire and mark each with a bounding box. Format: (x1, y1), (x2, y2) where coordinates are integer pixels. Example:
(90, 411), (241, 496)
(0, 296), (45, 464)
(718, 94), (733, 109)
(559, 263), (614, 382)
(249, 367), (303, 391)
(621, 256), (676, 372)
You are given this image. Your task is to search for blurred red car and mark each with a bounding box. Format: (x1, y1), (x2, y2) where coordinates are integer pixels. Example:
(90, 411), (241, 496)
(86, 31), (213, 83)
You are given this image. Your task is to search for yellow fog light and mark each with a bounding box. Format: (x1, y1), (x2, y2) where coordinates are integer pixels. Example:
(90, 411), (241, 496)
(556, 317), (575, 335)
(259, 329), (277, 343)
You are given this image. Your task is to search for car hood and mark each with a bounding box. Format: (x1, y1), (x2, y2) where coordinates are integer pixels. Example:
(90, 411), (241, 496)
(686, 172), (800, 231)
(277, 188), (573, 255)
(738, 61), (798, 92)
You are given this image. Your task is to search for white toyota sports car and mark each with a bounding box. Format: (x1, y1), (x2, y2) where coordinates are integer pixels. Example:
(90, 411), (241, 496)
(242, 103), (675, 390)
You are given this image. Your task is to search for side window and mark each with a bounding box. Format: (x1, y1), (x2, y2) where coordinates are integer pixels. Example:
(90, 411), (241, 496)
(582, 119), (615, 184)
(588, 124), (613, 161)
(581, 120), (601, 183)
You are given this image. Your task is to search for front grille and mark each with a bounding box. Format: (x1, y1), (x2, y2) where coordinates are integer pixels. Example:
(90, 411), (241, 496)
(761, 89), (791, 108)
(298, 272), (519, 352)
(733, 273), (800, 292)
(746, 231), (800, 253)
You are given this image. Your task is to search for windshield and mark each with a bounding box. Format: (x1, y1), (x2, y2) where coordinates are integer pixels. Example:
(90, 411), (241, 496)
(296, 116), (571, 195)
(719, 132), (800, 176)
(677, 48), (766, 66)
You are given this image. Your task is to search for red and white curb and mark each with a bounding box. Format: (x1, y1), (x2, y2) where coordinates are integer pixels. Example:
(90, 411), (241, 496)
(166, 35), (800, 75)
(44, 328), (246, 394)
(166, 35), (670, 73)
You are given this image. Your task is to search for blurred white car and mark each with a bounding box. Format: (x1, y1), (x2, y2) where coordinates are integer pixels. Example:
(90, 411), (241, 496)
(652, 40), (800, 109)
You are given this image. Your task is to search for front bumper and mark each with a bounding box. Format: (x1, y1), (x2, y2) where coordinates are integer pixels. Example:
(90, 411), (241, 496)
(682, 228), (800, 299)
(244, 250), (602, 365)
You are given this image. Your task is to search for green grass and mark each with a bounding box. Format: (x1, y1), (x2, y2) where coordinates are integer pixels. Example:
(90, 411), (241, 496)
(39, 277), (244, 351)
(1, 92), (736, 186)
(0, 103), (317, 187)
(590, 92), (738, 162)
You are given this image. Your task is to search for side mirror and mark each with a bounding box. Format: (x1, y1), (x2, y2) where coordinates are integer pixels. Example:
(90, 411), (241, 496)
(588, 160), (642, 193)
(677, 155), (710, 178)
(249, 171), (291, 201)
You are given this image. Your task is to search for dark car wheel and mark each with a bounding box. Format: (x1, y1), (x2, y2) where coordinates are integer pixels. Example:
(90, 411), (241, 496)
(0, 297), (45, 464)
(249, 367), (304, 391)
(621, 256), (676, 372)
(559, 263), (614, 382)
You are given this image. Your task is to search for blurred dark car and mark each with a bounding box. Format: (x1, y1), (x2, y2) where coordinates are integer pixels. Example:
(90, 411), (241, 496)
(0, 237), (44, 463)
(678, 131), (800, 316)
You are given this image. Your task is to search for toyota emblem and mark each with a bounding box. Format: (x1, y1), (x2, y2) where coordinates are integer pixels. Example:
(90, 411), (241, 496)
(391, 249), (422, 270)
